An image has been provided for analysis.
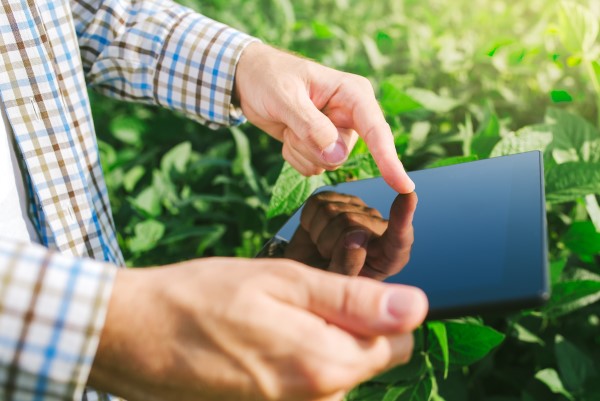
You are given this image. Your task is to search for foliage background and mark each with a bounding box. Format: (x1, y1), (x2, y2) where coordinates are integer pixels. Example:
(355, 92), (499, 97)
(91, 0), (600, 399)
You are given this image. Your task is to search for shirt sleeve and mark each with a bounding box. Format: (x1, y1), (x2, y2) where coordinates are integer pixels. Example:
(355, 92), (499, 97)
(0, 239), (116, 401)
(70, 0), (259, 128)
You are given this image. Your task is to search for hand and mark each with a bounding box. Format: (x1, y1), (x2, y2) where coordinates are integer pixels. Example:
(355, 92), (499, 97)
(89, 258), (428, 401)
(235, 43), (415, 194)
(285, 192), (417, 279)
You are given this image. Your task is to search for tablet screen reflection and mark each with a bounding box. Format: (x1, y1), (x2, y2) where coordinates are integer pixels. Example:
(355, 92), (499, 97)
(283, 191), (417, 281)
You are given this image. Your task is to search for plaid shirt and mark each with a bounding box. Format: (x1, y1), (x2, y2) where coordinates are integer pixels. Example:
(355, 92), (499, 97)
(0, 1), (256, 400)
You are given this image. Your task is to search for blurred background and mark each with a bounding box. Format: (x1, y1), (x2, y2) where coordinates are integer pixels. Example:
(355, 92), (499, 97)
(91, 1), (600, 399)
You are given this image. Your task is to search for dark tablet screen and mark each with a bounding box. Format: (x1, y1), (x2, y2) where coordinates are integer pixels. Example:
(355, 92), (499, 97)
(270, 151), (549, 319)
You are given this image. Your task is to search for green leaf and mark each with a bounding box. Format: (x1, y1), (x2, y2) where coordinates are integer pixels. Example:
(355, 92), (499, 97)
(543, 280), (600, 318)
(512, 323), (545, 346)
(394, 374), (433, 401)
(546, 108), (600, 163)
(128, 220), (165, 253)
(557, 1), (599, 55)
(130, 187), (162, 217)
(489, 125), (553, 158)
(429, 322), (505, 366)
(563, 221), (600, 256)
(230, 127), (261, 195)
(123, 165), (145, 192)
(382, 386), (410, 401)
(593, 60), (600, 83)
(345, 385), (387, 401)
(159, 224), (225, 246)
(380, 77), (423, 116)
(471, 110), (500, 158)
(550, 90), (573, 103)
(405, 88), (460, 113)
(311, 20), (335, 39)
(585, 194), (600, 232)
(535, 368), (574, 400)
(267, 163), (326, 218)
(555, 335), (596, 392)
(545, 162), (600, 203)
(550, 258), (567, 285)
(427, 322), (449, 378)
(372, 352), (427, 384)
(152, 170), (179, 210)
(196, 224), (227, 255)
(110, 115), (145, 146)
(362, 34), (390, 71)
(161, 141), (192, 174)
(426, 155), (478, 169)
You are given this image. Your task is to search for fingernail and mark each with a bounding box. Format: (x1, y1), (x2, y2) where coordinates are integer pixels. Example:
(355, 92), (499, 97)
(385, 290), (415, 320)
(322, 139), (348, 165)
(344, 230), (369, 249)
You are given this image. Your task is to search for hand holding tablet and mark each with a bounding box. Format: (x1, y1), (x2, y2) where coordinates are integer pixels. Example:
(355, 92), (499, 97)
(261, 151), (550, 320)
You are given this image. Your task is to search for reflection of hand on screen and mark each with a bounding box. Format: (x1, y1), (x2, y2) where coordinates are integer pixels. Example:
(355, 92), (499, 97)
(285, 191), (417, 280)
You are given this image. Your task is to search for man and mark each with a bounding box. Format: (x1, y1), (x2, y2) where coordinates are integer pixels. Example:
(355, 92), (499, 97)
(0, 1), (428, 400)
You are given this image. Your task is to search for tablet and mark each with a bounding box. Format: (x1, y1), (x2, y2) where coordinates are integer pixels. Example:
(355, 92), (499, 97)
(262, 151), (550, 320)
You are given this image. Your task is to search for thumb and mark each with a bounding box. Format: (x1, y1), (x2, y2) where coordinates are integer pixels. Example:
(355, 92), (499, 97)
(302, 269), (428, 337)
(363, 192), (418, 279)
(283, 93), (348, 167)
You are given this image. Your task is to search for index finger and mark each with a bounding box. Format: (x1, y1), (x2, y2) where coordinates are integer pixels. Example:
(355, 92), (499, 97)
(350, 83), (415, 193)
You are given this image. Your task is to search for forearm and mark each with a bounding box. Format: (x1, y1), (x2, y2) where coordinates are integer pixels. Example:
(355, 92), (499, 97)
(71, 0), (258, 127)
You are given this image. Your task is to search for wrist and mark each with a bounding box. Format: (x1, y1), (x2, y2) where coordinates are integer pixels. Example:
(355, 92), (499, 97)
(233, 41), (278, 105)
(88, 268), (158, 397)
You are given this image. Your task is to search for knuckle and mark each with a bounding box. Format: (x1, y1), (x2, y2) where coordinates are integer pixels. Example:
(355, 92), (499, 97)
(299, 361), (346, 396)
(322, 202), (340, 218)
(335, 211), (359, 227)
(346, 74), (373, 92)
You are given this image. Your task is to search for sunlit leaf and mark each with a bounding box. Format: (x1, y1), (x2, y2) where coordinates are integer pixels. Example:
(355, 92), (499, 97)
(426, 155), (478, 169)
(380, 77), (423, 116)
(129, 220), (165, 253)
(267, 163), (326, 218)
(362, 34), (390, 71)
(123, 165), (146, 193)
(545, 162), (600, 203)
(429, 322), (505, 366)
(490, 125), (553, 157)
(546, 108), (600, 163)
(557, 1), (599, 54)
(110, 115), (145, 146)
(161, 141), (192, 174)
(535, 368), (574, 400)
(512, 323), (545, 346)
(543, 280), (600, 318)
(428, 322), (449, 378)
(405, 88), (460, 113)
(130, 187), (161, 217)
